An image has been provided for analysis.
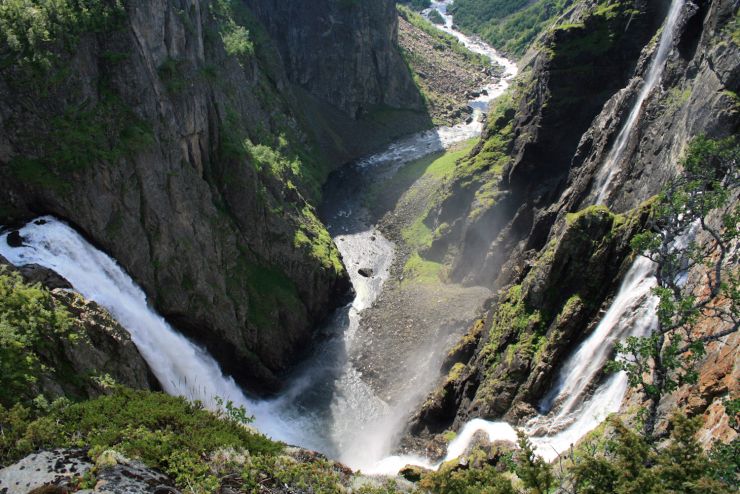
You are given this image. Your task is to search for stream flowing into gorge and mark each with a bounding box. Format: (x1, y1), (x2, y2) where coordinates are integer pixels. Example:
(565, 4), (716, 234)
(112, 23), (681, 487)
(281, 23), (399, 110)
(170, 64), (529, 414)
(0, 0), (662, 476)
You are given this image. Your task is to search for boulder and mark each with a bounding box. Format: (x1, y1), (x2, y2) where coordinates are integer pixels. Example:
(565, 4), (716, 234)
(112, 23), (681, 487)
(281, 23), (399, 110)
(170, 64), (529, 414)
(358, 268), (374, 278)
(0, 450), (92, 494)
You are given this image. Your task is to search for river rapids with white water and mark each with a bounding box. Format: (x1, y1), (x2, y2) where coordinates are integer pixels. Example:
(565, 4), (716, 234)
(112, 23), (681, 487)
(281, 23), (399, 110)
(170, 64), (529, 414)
(0, 0), (685, 477)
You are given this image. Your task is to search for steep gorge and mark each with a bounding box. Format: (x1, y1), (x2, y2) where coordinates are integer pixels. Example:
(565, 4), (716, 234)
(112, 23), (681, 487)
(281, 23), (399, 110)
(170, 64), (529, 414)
(0, 0), (428, 393)
(410, 0), (739, 449)
(0, 0), (737, 490)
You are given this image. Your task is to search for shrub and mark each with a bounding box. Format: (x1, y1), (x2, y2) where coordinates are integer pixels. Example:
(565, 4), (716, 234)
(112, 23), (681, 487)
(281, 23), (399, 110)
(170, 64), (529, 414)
(0, 268), (74, 406)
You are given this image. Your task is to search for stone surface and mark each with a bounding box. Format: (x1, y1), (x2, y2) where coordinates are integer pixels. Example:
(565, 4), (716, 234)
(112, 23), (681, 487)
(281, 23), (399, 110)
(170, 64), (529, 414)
(0, 450), (92, 494)
(409, 0), (739, 445)
(0, 0), (426, 393)
(93, 451), (174, 494)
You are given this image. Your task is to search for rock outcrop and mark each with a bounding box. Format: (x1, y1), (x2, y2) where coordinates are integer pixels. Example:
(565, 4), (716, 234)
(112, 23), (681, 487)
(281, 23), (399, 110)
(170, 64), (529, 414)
(0, 256), (157, 399)
(0, 0), (427, 393)
(411, 0), (739, 444)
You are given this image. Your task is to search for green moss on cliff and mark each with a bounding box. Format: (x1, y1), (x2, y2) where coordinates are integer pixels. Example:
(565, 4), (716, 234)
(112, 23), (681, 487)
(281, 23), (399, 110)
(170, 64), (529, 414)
(8, 94), (153, 192)
(0, 268), (76, 406)
(295, 206), (344, 274)
(481, 284), (545, 369)
(0, 0), (124, 71)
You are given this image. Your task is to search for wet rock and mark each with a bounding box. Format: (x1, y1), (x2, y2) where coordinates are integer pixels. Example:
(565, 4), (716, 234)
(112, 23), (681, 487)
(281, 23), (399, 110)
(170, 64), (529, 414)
(0, 0), (426, 396)
(18, 264), (72, 289)
(462, 432), (517, 470)
(6, 230), (23, 247)
(399, 465), (426, 482)
(358, 268), (374, 278)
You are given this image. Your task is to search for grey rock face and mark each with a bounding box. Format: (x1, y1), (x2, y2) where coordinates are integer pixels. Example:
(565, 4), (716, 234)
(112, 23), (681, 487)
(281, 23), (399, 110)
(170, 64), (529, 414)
(411, 0), (739, 437)
(0, 0), (424, 393)
(244, 0), (425, 119)
(0, 450), (92, 494)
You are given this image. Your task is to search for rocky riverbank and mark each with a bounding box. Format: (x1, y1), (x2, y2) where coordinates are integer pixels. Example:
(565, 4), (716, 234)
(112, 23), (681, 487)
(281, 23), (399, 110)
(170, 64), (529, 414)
(397, 7), (503, 126)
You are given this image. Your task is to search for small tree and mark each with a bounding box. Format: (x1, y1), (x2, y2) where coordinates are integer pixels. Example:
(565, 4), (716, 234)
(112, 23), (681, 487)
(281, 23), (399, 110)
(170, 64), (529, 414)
(610, 136), (739, 439)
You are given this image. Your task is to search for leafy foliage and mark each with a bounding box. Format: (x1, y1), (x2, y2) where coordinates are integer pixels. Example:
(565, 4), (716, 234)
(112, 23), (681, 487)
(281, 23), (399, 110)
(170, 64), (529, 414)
(450, 0), (571, 58)
(611, 136), (740, 438)
(210, 0), (254, 64)
(0, 388), (281, 490)
(569, 415), (736, 494)
(0, 268), (74, 406)
(0, 0), (124, 71)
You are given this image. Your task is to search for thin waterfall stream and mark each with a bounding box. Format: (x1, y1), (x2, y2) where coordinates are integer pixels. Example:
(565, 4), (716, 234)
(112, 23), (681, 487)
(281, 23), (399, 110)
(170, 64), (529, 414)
(592, 0), (686, 204)
(0, 0), (665, 476)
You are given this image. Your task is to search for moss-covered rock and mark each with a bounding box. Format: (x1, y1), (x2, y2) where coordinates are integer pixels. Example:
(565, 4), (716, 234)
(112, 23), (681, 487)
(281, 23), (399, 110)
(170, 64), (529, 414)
(411, 201), (649, 435)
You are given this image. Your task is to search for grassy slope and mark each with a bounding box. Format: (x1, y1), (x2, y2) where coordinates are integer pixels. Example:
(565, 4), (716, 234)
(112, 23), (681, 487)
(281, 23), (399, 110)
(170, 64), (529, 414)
(397, 5), (495, 126)
(451, 0), (573, 58)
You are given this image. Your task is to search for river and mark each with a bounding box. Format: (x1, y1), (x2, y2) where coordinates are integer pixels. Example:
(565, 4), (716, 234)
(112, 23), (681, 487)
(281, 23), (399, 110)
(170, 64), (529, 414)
(0, 0), (666, 477)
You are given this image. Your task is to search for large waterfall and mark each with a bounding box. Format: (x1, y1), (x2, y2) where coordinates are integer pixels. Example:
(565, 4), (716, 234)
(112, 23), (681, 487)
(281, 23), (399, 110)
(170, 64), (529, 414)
(592, 0), (686, 204)
(366, 257), (658, 473)
(0, 0), (665, 476)
(0, 218), (310, 447)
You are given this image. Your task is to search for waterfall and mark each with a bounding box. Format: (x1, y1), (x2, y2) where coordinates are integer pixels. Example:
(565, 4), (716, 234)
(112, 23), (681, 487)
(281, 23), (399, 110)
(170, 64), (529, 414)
(362, 257), (659, 474)
(0, 216), (312, 447)
(592, 0), (685, 204)
(537, 258), (657, 419)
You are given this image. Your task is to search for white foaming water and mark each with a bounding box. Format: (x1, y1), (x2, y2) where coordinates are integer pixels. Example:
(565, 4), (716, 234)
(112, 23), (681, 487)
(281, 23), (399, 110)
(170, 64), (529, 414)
(538, 258), (657, 418)
(0, 218), (250, 407)
(0, 217), (366, 451)
(362, 257), (659, 474)
(593, 0), (685, 204)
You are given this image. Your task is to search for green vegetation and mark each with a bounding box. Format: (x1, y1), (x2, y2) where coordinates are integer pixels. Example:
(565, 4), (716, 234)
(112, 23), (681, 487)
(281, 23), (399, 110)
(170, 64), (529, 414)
(294, 205), (344, 274)
(1, 388), (280, 492)
(382, 140), (477, 282)
(158, 57), (187, 93)
(397, 0), (431, 12)
(210, 0), (254, 63)
(480, 285), (545, 369)
(450, 0), (571, 58)
(0, 0), (124, 71)
(567, 414), (736, 493)
(611, 136), (740, 439)
(0, 268), (75, 406)
(236, 257), (303, 331)
(453, 87), (520, 221)
(396, 3), (493, 125)
(9, 94), (153, 192)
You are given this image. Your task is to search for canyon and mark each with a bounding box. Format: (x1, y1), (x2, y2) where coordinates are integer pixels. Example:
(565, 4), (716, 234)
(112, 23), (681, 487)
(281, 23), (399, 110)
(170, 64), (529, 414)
(0, 0), (738, 493)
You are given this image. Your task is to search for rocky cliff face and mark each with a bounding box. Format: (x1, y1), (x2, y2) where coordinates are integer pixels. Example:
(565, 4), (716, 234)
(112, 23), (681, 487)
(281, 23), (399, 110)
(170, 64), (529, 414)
(411, 0), (739, 444)
(0, 0), (425, 393)
(0, 256), (157, 399)
(244, 0), (424, 119)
